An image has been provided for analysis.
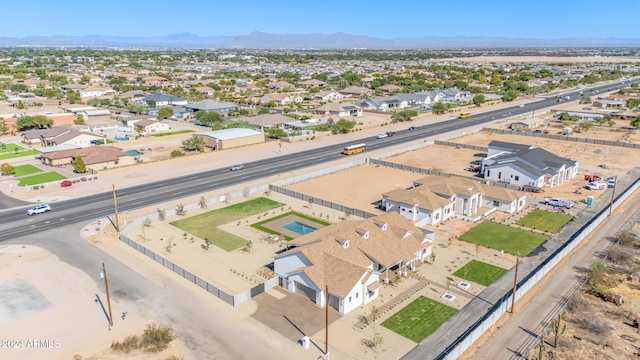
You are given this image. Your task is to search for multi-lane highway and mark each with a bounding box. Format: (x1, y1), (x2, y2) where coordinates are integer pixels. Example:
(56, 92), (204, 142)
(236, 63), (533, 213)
(0, 79), (634, 242)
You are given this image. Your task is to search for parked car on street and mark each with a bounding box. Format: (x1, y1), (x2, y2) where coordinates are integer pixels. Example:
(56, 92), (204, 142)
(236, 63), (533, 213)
(585, 182), (606, 190)
(543, 198), (574, 209)
(27, 204), (52, 216)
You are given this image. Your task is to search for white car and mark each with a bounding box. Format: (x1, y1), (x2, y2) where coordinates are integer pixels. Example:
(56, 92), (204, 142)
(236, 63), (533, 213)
(543, 198), (574, 209)
(376, 133), (389, 139)
(27, 204), (51, 216)
(586, 182), (606, 190)
(230, 164), (244, 171)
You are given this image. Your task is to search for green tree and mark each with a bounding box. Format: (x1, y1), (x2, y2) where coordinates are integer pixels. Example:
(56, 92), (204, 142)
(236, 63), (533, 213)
(580, 95), (592, 104)
(502, 90), (520, 102)
(16, 100), (25, 109)
(266, 128), (287, 139)
(157, 107), (174, 120)
(626, 98), (640, 109)
(72, 156), (86, 173)
(16, 115), (53, 130)
(194, 110), (223, 127)
(146, 100), (157, 108)
(126, 104), (148, 115)
(66, 90), (81, 104)
(631, 116), (640, 129)
(0, 119), (8, 135)
(431, 102), (447, 114)
(74, 115), (86, 125)
(391, 109), (418, 122)
(258, 108), (270, 115)
(182, 136), (205, 152)
(332, 119), (355, 133)
(472, 94), (486, 107)
(558, 112), (570, 121)
(579, 121), (593, 132)
(607, 120), (616, 127)
(0, 163), (15, 175)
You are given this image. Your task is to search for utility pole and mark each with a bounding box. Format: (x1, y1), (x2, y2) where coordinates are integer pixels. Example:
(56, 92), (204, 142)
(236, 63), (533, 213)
(510, 254), (520, 314)
(102, 262), (114, 327)
(112, 183), (120, 232)
(325, 285), (330, 359)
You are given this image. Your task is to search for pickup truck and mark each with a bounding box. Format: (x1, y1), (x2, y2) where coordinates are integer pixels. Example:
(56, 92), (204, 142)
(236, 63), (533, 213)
(543, 198), (574, 209)
(585, 182), (606, 190)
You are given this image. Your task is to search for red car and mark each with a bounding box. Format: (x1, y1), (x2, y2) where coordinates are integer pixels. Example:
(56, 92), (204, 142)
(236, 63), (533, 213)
(60, 180), (73, 187)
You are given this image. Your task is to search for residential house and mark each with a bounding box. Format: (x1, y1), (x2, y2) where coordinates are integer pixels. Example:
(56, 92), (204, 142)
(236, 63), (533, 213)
(314, 102), (362, 117)
(310, 91), (344, 102)
(381, 175), (527, 226)
(143, 76), (169, 87)
(237, 114), (292, 131)
(355, 96), (407, 112)
(482, 141), (579, 188)
(377, 84), (402, 94)
(260, 93), (303, 106)
(269, 81), (294, 91)
(185, 99), (237, 115)
(133, 119), (170, 133)
(142, 93), (188, 106)
(118, 90), (148, 103)
(40, 146), (134, 170)
(21, 126), (104, 148)
(509, 117), (545, 131)
(593, 99), (626, 108)
(339, 86), (374, 98)
(195, 86), (215, 97)
(274, 212), (433, 314)
(299, 79), (326, 88)
(79, 87), (116, 98)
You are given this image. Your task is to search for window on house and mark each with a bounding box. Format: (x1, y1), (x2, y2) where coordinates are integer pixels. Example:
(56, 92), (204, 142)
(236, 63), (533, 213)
(435, 213), (440, 220)
(356, 292), (359, 299)
(498, 172), (502, 179)
(487, 170), (490, 177)
(349, 296), (352, 303)
(493, 200), (500, 206)
(515, 176), (520, 181)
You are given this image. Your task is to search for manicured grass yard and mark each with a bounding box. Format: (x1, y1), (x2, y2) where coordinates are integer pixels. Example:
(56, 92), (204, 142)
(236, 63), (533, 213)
(382, 296), (458, 343)
(515, 209), (572, 233)
(0, 144), (38, 160)
(459, 221), (547, 256)
(453, 260), (508, 286)
(251, 211), (331, 240)
(12, 164), (43, 177)
(17, 172), (66, 186)
(170, 197), (283, 251)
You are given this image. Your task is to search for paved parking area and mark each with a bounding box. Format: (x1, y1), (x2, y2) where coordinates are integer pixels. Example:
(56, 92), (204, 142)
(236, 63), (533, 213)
(0, 278), (51, 325)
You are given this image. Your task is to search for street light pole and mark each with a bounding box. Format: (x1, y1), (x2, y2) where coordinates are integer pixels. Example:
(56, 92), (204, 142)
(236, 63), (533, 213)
(102, 262), (114, 327)
(112, 183), (120, 232)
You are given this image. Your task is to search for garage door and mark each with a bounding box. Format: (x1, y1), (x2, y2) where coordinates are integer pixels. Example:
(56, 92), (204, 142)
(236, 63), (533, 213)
(328, 294), (340, 311)
(294, 281), (317, 302)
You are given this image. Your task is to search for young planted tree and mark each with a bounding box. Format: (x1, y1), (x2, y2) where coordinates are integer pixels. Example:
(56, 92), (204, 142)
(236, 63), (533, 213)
(72, 156), (86, 173)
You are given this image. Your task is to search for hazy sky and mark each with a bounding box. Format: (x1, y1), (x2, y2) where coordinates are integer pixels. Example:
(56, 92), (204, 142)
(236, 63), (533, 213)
(4, 0), (639, 39)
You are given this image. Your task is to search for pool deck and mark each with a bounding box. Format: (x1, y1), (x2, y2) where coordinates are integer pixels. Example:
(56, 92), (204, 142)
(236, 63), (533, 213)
(260, 214), (325, 239)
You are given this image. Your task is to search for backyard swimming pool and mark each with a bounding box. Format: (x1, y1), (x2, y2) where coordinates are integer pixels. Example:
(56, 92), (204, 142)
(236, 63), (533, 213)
(282, 221), (317, 235)
(127, 150), (144, 156)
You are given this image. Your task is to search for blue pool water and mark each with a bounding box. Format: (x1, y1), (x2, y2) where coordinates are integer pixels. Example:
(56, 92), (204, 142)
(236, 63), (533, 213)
(283, 221), (317, 235)
(115, 137), (129, 141)
(127, 150), (144, 156)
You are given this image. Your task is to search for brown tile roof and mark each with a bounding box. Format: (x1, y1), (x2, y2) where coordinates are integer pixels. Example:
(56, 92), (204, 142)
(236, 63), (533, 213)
(42, 146), (131, 165)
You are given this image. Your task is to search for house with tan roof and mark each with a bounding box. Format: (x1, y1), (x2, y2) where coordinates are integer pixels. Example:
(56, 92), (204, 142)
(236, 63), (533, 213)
(274, 212), (433, 314)
(314, 102), (362, 117)
(339, 86), (374, 98)
(260, 93), (303, 106)
(310, 91), (343, 102)
(299, 79), (326, 87)
(79, 87), (116, 98)
(381, 175), (526, 226)
(40, 146), (134, 170)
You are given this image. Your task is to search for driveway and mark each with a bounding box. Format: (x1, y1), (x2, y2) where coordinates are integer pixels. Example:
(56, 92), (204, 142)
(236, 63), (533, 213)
(252, 288), (341, 346)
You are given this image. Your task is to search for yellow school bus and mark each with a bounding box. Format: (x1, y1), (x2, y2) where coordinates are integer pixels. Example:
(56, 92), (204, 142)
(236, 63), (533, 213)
(343, 143), (366, 155)
(459, 112), (471, 119)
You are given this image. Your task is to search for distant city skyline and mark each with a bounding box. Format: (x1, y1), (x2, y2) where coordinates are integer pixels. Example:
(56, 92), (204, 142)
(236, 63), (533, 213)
(4, 0), (640, 40)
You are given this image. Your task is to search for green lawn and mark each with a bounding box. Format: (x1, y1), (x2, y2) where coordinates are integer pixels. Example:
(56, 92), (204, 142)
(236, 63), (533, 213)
(382, 296), (458, 342)
(515, 209), (573, 233)
(13, 164), (43, 177)
(459, 221), (547, 256)
(18, 172), (66, 186)
(453, 260), (508, 286)
(0, 143), (38, 160)
(251, 211), (331, 240)
(170, 197), (283, 251)
(151, 130), (194, 137)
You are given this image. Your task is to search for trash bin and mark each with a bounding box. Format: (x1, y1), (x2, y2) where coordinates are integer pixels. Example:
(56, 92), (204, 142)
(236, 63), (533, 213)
(301, 336), (310, 349)
(586, 196), (594, 206)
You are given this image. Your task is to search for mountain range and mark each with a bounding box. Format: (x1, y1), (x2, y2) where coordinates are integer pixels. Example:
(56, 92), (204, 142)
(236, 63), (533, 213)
(1, 32), (639, 48)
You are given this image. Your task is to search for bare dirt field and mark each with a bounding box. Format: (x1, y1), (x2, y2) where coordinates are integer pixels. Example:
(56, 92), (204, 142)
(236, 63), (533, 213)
(0, 244), (185, 360)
